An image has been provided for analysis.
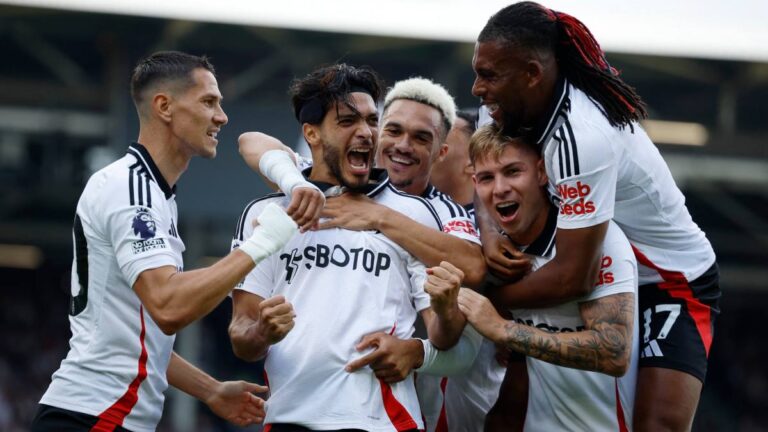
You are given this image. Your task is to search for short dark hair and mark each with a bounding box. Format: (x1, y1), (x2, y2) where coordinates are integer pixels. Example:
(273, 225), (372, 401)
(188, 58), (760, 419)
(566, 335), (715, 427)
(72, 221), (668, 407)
(479, 1), (647, 129)
(130, 51), (215, 107)
(455, 109), (478, 136)
(289, 64), (383, 125)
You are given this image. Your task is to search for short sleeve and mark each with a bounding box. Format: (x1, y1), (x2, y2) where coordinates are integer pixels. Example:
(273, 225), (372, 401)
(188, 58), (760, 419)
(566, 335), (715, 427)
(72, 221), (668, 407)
(232, 200), (277, 299)
(441, 214), (481, 245)
(549, 124), (617, 230)
(107, 202), (177, 288)
(584, 223), (637, 301)
(407, 253), (431, 312)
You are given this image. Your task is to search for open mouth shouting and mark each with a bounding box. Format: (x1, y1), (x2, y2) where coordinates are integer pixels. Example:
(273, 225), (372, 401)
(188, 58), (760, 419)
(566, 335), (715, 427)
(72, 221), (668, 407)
(347, 147), (372, 175)
(496, 200), (519, 223)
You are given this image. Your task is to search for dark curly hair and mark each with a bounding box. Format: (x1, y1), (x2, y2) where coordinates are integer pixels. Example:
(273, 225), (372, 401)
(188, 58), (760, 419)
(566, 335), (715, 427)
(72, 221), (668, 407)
(479, 1), (647, 128)
(289, 64), (383, 125)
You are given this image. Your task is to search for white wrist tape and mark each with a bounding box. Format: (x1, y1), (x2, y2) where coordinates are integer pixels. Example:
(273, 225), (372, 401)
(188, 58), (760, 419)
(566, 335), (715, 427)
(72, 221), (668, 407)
(239, 203), (298, 264)
(259, 149), (320, 197)
(415, 325), (484, 376)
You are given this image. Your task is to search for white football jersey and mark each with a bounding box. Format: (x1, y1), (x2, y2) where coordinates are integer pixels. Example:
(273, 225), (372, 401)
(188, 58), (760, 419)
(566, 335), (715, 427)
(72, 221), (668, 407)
(442, 338), (506, 431)
(480, 83), (715, 285)
(538, 80), (714, 285)
(416, 201), (504, 432)
(417, 336), (506, 432)
(233, 171), (442, 431)
(513, 208), (639, 432)
(40, 143), (184, 432)
(422, 185), (480, 245)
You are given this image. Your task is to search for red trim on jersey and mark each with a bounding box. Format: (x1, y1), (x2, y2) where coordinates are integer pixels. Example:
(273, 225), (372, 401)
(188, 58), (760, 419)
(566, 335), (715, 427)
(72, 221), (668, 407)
(434, 377), (449, 432)
(614, 379), (629, 432)
(379, 379), (419, 431)
(631, 245), (713, 355)
(91, 306), (149, 432)
(380, 321), (418, 431)
(262, 371), (271, 432)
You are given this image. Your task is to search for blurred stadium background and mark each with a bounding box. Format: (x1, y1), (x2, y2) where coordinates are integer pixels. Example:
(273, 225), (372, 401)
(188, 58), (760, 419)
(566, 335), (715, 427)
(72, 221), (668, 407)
(0, 1), (766, 430)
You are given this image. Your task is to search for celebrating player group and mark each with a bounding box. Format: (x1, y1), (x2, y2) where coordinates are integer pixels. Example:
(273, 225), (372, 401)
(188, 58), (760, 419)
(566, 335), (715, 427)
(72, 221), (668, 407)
(32, 2), (719, 432)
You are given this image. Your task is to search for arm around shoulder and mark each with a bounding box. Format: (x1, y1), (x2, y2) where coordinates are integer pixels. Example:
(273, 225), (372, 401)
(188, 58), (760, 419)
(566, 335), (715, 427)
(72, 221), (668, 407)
(378, 208), (487, 288)
(497, 221), (608, 309)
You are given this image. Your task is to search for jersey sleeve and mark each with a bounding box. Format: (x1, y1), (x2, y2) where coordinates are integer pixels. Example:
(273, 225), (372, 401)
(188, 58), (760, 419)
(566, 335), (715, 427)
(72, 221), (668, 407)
(584, 222), (637, 301)
(549, 122), (618, 230)
(407, 252), (431, 312)
(410, 196), (443, 232)
(232, 199), (278, 299)
(429, 193), (480, 244)
(97, 180), (178, 288)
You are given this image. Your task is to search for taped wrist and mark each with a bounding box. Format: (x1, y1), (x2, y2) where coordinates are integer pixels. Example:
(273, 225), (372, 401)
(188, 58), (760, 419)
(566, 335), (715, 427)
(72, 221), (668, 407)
(259, 149), (320, 196)
(239, 203), (297, 264)
(415, 325), (484, 376)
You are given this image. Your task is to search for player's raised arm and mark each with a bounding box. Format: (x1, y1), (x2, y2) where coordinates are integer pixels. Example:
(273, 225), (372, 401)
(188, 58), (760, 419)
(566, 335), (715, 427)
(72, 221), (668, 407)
(419, 261), (467, 350)
(321, 195), (487, 288)
(238, 131), (325, 232)
(134, 203), (297, 335)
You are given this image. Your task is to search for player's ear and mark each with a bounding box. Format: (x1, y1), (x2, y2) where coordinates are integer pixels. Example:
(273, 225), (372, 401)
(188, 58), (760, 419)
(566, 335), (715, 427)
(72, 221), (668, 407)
(152, 93), (173, 123)
(436, 142), (449, 162)
(303, 123), (321, 148)
(525, 59), (545, 89)
(536, 158), (548, 186)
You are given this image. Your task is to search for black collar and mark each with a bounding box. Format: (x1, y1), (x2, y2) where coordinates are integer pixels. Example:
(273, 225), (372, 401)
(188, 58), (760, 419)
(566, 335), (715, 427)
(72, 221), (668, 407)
(422, 184), (437, 199)
(127, 143), (175, 199)
(533, 77), (570, 148)
(519, 205), (558, 257)
(300, 166), (389, 198)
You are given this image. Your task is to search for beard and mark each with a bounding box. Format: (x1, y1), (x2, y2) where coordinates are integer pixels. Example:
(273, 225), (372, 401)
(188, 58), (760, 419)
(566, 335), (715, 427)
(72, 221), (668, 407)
(498, 109), (528, 138)
(322, 142), (370, 193)
(388, 176), (412, 190)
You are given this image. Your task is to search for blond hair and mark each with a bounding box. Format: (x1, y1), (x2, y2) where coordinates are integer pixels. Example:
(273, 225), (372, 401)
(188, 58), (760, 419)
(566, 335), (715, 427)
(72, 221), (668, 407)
(383, 77), (457, 138)
(470, 124), (541, 167)
(469, 123), (509, 165)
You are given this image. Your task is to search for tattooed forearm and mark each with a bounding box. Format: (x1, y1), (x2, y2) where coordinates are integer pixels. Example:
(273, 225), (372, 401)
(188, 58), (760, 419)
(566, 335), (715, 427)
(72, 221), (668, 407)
(503, 292), (634, 377)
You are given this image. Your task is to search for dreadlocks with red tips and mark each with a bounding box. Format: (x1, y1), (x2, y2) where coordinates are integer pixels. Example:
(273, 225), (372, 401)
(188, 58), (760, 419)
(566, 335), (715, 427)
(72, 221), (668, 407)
(478, 1), (648, 129)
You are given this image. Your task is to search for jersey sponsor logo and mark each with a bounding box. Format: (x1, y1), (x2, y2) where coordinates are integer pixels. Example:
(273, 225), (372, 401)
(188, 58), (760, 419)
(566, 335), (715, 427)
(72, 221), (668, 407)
(557, 181), (595, 216)
(595, 255), (615, 286)
(513, 317), (585, 333)
(132, 208), (157, 239)
(280, 243), (392, 284)
(443, 219), (478, 237)
(132, 238), (167, 254)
